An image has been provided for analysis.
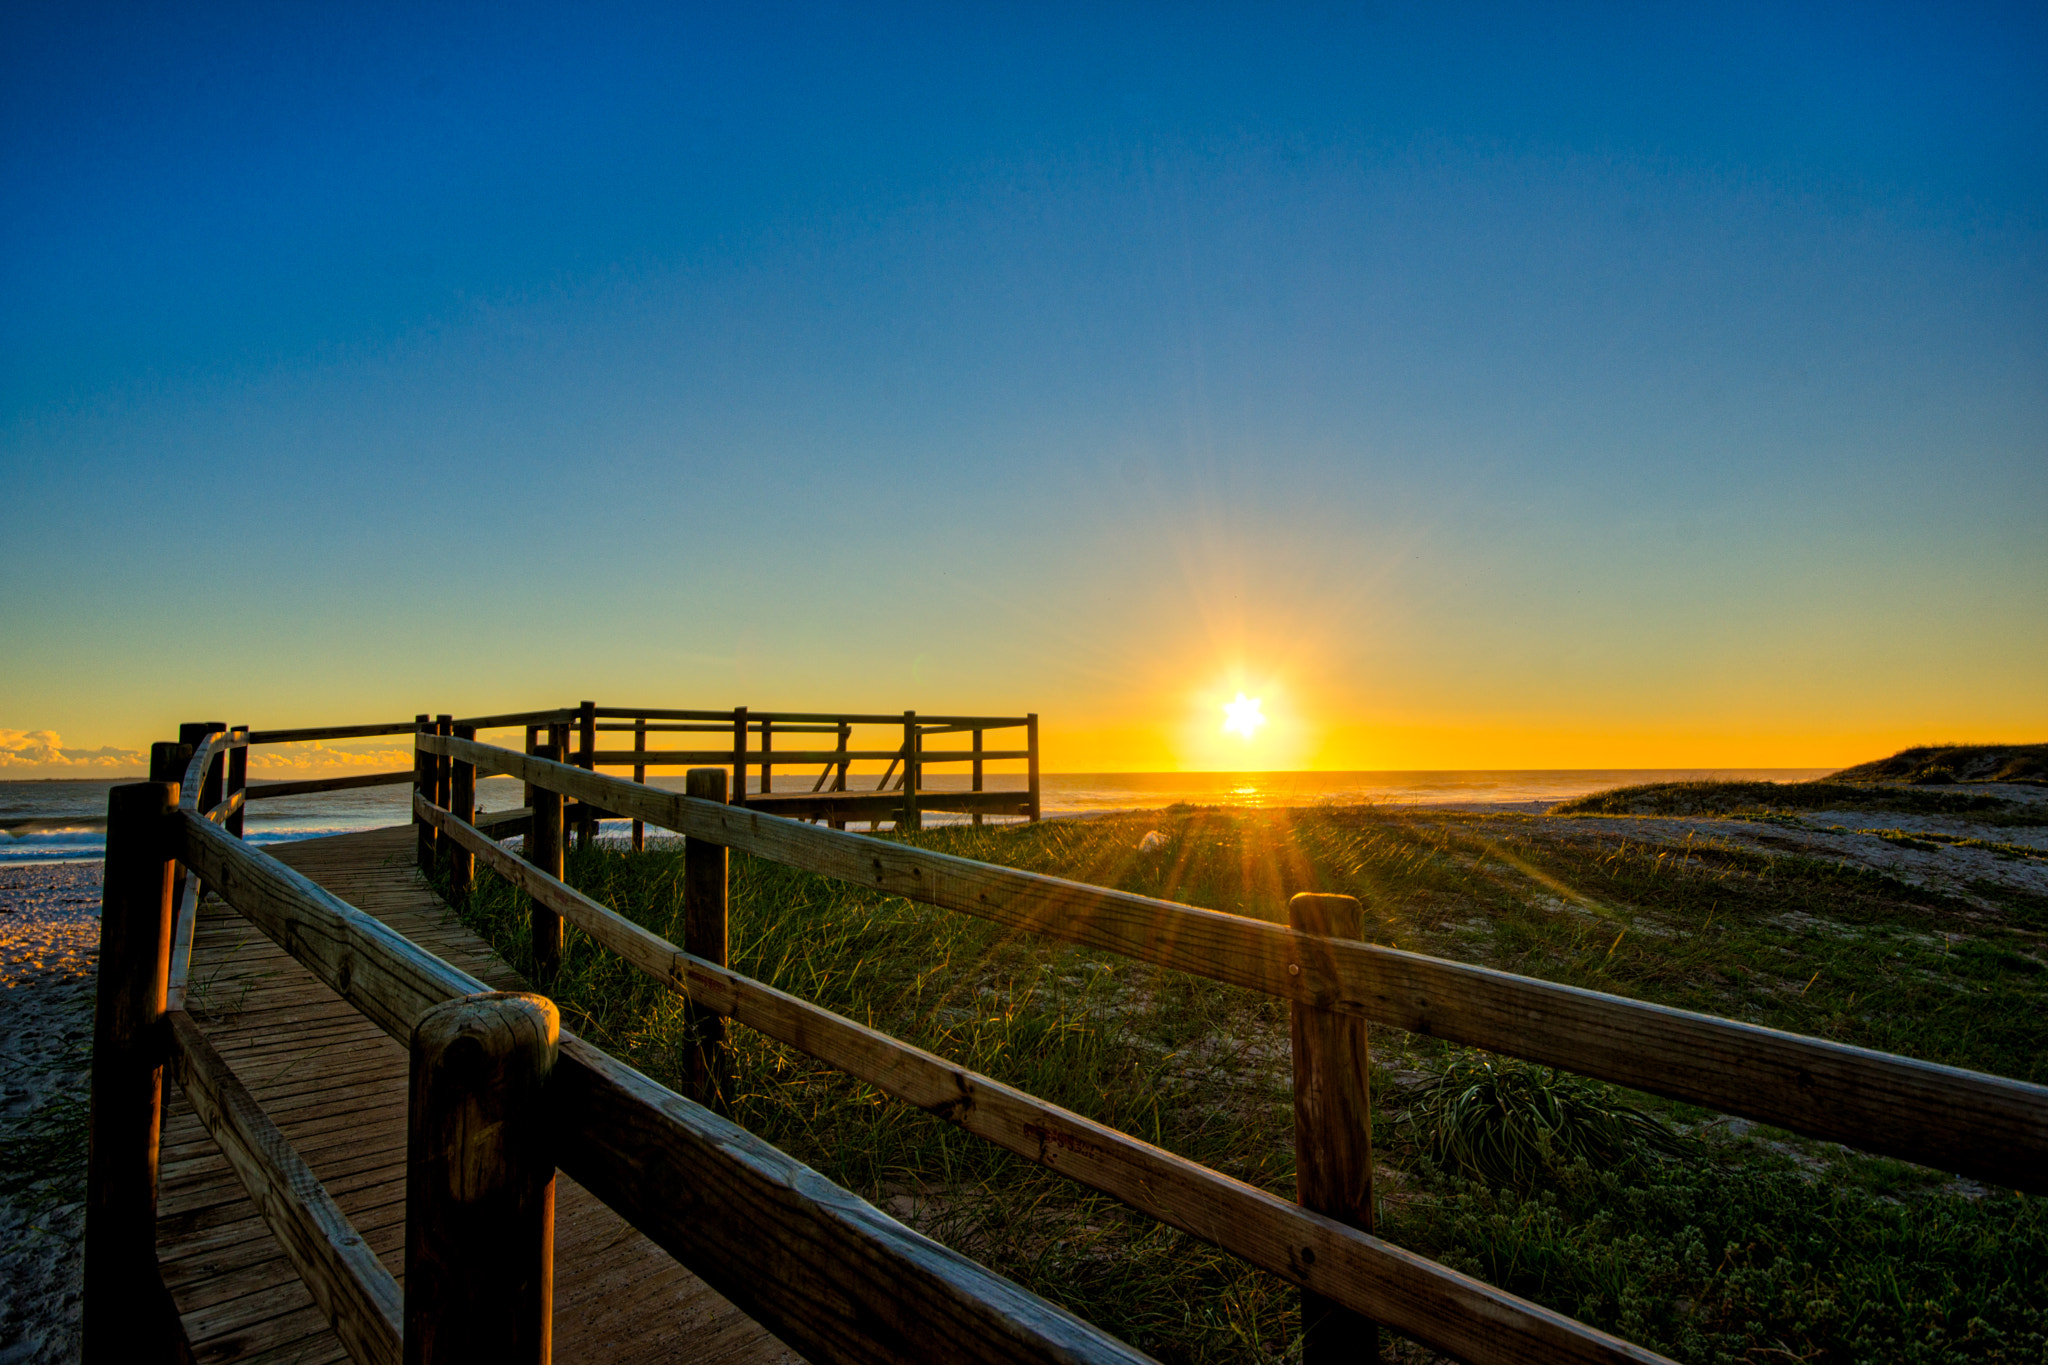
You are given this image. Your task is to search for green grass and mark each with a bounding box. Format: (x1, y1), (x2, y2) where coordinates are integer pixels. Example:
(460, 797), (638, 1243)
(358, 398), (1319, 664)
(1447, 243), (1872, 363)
(443, 807), (2048, 1364)
(1549, 780), (2041, 822)
(1831, 744), (2048, 786)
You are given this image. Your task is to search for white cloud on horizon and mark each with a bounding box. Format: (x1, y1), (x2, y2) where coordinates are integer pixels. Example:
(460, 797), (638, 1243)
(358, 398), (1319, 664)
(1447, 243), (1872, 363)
(0, 729), (147, 770)
(1, 731), (417, 777)
(247, 742), (414, 773)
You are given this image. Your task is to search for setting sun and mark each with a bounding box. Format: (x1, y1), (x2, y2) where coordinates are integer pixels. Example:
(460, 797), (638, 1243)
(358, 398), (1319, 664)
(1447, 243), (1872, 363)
(1221, 693), (1268, 740)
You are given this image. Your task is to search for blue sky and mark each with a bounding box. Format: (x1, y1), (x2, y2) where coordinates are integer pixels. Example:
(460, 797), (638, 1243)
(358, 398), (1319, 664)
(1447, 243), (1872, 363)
(4, 2), (2044, 771)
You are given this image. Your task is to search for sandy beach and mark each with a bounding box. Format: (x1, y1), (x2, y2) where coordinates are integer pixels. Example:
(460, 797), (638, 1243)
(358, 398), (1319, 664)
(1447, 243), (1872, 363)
(1, 862), (100, 1365)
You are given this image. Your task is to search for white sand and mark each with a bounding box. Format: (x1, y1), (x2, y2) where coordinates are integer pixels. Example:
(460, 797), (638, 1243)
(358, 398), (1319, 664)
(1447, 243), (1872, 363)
(1, 862), (101, 1365)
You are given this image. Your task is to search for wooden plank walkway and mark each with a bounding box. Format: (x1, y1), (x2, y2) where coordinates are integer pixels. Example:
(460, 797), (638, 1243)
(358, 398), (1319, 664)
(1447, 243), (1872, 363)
(155, 824), (803, 1365)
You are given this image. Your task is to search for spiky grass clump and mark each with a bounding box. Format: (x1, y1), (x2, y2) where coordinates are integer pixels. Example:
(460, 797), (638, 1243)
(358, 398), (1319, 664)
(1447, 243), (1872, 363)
(1406, 1053), (1689, 1189)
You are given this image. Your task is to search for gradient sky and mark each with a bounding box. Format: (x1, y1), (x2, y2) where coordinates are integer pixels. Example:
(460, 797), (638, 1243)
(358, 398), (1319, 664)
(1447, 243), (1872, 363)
(4, 2), (2044, 775)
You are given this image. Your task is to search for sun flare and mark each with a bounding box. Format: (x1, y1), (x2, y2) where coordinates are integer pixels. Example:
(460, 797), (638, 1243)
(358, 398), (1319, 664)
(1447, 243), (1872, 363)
(1221, 693), (1267, 740)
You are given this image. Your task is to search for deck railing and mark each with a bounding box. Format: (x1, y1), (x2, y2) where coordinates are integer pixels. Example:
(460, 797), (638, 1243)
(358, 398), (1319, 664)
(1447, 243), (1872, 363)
(84, 718), (2048, 1365)
(82, 723), (1113, 1365)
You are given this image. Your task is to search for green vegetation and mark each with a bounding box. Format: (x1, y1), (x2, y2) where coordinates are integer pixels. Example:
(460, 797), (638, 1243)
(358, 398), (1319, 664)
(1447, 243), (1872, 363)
(1403, 1055), (1688, 1190)
(1550, 743), (2048, 820)
(1831, 745), (2048, 786)
(447, 805), (2047, 1363)
(1549, 780), (2036, 821)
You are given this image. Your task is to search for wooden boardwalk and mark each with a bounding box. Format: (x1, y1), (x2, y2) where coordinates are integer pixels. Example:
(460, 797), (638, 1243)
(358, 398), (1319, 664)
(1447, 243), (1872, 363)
(155, 825), (802, 1365)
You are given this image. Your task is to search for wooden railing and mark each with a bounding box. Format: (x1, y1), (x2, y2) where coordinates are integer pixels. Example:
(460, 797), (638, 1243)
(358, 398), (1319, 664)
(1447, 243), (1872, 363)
(86, 719), (2048, 1365)
(561, 702), (1041, 837)
(416, 735), (2045, 1361)
(168, 701), (1036, 838)
(81, 764), (1139, 1364)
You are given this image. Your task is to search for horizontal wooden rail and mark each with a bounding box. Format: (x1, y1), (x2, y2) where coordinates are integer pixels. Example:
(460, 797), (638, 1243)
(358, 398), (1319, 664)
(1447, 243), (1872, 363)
(247, 722), (420, 745)
(473, 807), (532, 837)
(450, 710), (572, 730)
(903, 750), (1029, 764)
(433, 735), (2048, 1193)
(593, 722), (842, 734)
(203, 788), (246, 824)
(585, 748), (1029, 767)
(592, 707), (1029, 726)
(245, 771), (415, 800)
(165, 1008), (403, 1365)
(179, 729), (239, 807)
(586, 748), (772, 766)
(421, 795), (1670, 1365)
(171, 810), (1155, 1365)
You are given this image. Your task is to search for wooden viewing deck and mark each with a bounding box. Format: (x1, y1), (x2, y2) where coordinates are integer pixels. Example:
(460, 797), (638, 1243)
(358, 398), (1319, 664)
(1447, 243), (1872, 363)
(153, 825), (801, 1365)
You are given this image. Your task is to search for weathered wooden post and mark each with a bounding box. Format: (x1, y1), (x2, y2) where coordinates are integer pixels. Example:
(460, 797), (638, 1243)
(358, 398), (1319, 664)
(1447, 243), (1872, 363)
(83, 781), (189, 1362)
(831, 721), (850, 829)
(901, 711), (921, 832)
(527, 742), (564, 982)
(177, 722), (226, 811)
(972, 727), (985, 828)
(403, 992), (558, 1365)
(224, 727), (249, 839)
(1026, 714), (1041, 822)
(759, 716), (774, 797)
(1288, 892), (1378, 1365)
(449, 724), (476, 901)
(730, 706), (749, 809)
(631, 716), (647, 852)
(415, 714), (433, 872)
(433, 715), (454, 866)
(683, 767), (731, 1110)
(575, 700), (596, 852)
(521, 725), (540, 827)
(150, 741), (195, 929)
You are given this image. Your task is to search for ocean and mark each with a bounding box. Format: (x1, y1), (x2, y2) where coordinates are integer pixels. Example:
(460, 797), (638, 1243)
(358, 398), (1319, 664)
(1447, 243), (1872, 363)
(1, 767), (1833, 866)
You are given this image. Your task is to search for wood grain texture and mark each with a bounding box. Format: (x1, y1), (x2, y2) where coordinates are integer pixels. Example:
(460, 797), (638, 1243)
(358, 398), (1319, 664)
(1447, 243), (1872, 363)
(412, 718), (432, 873)
(462, 798), (1670, 1355)
(85, 782), (190, 1364)
(175, 815), (1151, 1365)
(1289, 894), (1377, 1365)
(434, 734), (2048, 1192)
(447, 727), (474, 901)
(158, 825), (801, 1365)
(553, 1036), (1159, 1365)
(403, 994), (558, 1365)
(166, 1009), (403, 1365)
(226, 732), (250, 840)
(176, 811), (495, 1039)
(202, 788), (247, 825)
(421, 798), (1673, 1365)
(684, 768), (731, 1110)
(167, 865), (205, 1010)
(527, 742), (564, 982)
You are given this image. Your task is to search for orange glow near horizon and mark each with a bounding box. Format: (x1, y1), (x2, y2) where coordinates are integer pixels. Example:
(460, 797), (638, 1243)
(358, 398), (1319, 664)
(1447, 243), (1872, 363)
(1033, 709), (2040, 776)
